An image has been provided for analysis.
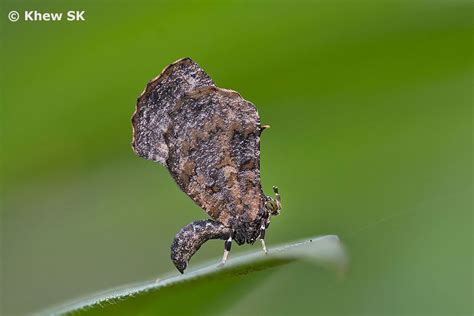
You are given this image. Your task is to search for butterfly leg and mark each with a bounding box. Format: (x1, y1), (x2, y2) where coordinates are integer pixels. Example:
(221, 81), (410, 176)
(259, 213), (271, 254)
(221, 235), (232, 265)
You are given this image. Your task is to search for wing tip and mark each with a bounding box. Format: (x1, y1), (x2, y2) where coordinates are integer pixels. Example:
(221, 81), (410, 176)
(137, 57), (196, 101)
(131, 57), (198, 160)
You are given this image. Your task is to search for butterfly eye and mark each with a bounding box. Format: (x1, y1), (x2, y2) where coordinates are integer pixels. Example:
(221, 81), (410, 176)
(265, 200), (278, 212)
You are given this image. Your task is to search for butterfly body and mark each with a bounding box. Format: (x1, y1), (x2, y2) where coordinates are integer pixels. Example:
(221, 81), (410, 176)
(132, 58), (281, 273)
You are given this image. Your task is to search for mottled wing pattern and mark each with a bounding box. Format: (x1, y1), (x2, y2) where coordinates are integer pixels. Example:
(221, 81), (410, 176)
(166, 87), (264, 226)
(132, 58), (215, 165)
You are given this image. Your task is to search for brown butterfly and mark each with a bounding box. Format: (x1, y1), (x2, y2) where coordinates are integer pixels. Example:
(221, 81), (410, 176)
(132, 58), (281, 273)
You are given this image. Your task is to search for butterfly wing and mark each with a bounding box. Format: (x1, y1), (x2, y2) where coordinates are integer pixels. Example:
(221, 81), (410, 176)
(166, 87), (264, 225)
(132, 58), (215, 165)
(132, 59), (264, 225)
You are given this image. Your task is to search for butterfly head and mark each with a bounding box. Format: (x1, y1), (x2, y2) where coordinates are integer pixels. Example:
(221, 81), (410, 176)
(264, 186), (282, 216)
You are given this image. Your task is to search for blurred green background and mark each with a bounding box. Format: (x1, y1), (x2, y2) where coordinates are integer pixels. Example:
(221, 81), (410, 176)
(1, 0), (472, 315)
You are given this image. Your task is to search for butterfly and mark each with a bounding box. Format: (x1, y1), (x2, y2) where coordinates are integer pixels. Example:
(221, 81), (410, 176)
(132, 58), (281, 273)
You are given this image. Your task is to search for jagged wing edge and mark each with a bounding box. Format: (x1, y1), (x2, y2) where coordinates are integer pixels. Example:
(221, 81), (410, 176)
(131, 57), (196, 165)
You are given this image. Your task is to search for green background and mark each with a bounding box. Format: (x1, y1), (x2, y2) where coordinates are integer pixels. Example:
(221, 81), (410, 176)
(1, 0), (472, 315)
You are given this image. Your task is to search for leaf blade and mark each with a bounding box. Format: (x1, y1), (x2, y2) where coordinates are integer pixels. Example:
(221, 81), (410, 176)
(39, 235), (347, 316)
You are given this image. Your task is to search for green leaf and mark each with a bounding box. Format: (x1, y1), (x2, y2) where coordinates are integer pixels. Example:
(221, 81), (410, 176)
(40, 235), (347, 316)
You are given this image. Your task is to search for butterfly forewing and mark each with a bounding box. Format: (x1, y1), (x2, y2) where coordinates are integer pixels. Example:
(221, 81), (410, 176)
(132, 58), (215, 165)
